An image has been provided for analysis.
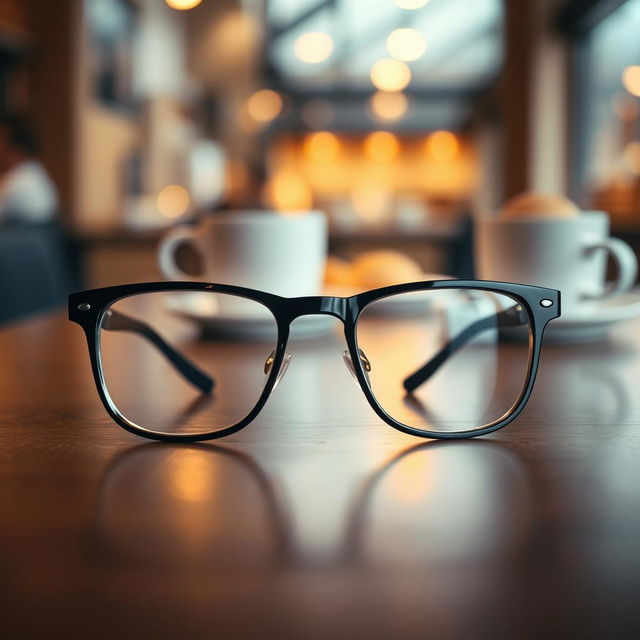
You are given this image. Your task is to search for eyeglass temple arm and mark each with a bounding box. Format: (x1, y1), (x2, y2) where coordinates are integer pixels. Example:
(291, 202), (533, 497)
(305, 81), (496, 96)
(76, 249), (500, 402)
(402, 305), (528, 393)
(101, 309), (214, 394)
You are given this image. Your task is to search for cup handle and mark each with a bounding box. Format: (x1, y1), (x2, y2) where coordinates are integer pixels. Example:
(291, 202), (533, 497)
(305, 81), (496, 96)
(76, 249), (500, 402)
(158, 226), (201, 281)
(585, 237), (638, 300)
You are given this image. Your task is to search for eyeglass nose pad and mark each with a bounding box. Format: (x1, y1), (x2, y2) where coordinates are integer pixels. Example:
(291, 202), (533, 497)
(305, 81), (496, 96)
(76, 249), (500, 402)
(264, 350), (292, 391)
(342, 349), (372, 387)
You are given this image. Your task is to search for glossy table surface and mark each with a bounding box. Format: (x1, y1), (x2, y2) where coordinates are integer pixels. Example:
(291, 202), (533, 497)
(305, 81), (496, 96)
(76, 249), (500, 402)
(1, 309), (640, 638)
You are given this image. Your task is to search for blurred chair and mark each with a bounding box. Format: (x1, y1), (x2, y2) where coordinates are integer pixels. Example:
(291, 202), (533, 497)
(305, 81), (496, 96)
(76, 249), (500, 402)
(0, 222), (74, 326)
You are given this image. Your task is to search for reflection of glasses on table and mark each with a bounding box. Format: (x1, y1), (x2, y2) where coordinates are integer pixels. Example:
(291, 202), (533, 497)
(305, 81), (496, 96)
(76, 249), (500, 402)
(69, 280), (560, 442)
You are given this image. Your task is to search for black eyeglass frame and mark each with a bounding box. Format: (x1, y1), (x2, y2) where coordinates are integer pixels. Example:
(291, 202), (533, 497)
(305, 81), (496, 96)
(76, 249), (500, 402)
(69, 280), (560, 443)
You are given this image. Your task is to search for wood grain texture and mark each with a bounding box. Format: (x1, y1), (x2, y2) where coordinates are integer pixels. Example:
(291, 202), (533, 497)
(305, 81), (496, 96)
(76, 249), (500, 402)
(1, 309), (640, 638)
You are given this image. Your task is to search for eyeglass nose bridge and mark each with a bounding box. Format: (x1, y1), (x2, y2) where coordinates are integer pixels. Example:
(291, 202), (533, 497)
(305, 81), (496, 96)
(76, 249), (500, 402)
(286, 296), (349, 322)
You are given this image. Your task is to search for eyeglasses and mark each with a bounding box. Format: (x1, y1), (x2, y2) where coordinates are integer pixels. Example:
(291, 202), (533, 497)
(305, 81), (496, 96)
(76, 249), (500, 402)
(69, 280), (560, 442)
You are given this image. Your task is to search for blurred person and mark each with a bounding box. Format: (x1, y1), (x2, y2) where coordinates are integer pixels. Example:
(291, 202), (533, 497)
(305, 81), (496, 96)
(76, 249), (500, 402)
(0, 115), (58, 226)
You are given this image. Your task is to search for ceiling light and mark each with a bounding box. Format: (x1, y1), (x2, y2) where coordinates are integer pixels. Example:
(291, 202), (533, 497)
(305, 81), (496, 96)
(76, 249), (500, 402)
(157, 185), (190, 218)
(622, 65), (640, 97)
(370, 59), (411, 92)
(294, 32), (334, 64)
(387, 28), (426, 62)
(165, 0), (202, 10)
(264, 172), (313, 211)
(364, 131), (400, 162)
(369, 91), (409, 122)
(303, 131), (341, 163)
(424, 131), (459, 162)
(246, 89), (283, 122)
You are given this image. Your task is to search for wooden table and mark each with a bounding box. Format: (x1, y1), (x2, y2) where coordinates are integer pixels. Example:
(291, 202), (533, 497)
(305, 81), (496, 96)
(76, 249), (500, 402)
(1, 309), (640, 638)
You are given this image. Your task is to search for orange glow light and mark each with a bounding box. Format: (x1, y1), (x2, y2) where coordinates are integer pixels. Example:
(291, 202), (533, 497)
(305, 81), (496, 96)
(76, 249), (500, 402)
(369, 91), (409, 122)
(157, 185), (190, 218)
(386, 28), (426, 62)
(264, 172), (313, 211)
(364, 131), (400, 162)
(370, 59), (411, 92)
(165, 0), (202, 9)
(294, 32), (334, 64)
(351, 180), (392, 224)
(303, 131), (340, 163)
(425, 130), (459, 162)
(622, 66), (640, 97)
(246, 89), (283, 123)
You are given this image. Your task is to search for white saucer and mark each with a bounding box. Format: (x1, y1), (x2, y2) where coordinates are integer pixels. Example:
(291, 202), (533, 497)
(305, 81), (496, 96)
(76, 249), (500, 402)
(544, 291), (640, 344)
(165, 292), (334, 341)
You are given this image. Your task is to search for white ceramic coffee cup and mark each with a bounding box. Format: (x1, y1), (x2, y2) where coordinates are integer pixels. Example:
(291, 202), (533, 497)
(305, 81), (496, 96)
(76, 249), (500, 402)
(475, 211), (637, 317)
(158, 211), (327, 312)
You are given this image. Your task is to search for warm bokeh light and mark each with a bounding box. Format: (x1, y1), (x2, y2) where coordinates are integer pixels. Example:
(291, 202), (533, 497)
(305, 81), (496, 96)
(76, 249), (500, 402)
(246, 89), (283, 123)
(424, 130), (460, 162)
(165, 0), (202, 9)
(364, 131), (400, 162)
(369, 91), (409, 122)
(351, 180), (392, 224)
(196, 10), (260, 80)
(394, 0), (430, 9)
(303, 131), (341, 163)
(294, 32), (334, 64)
(386, 28), (427, 62)
(269, 131), (476, 205)
(612, 93), (640, 121)
(622, 65), (640, 97)
(157, 185), (190, 218)
(264, 171), (313, 211)
(370, 59), (411, 92)
(623, 141), (640, 174)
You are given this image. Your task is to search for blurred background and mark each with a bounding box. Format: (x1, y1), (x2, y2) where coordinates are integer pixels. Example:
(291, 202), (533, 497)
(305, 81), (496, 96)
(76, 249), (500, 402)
(0, 0), (639, 318)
